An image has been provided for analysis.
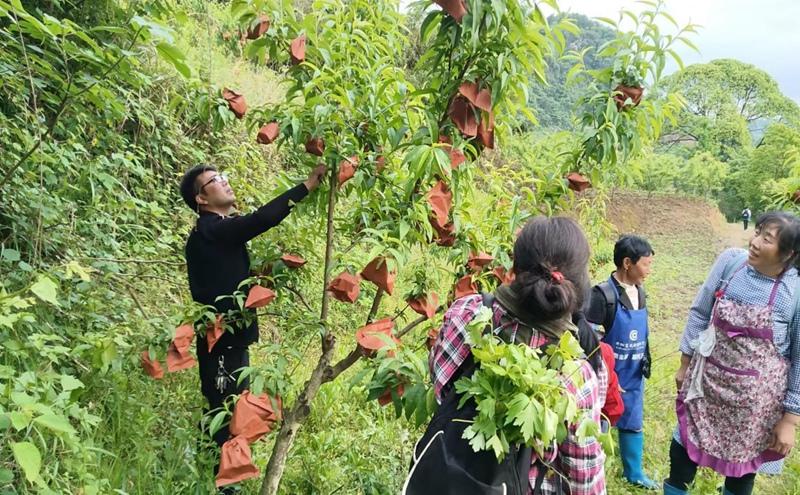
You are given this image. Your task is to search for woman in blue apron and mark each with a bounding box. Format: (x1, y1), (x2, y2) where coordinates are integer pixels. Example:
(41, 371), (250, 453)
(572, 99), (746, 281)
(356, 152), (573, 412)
(586, 235), (658, 489)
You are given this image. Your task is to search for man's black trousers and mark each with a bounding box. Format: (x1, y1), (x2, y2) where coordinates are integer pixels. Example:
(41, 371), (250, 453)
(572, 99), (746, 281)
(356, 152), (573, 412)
(197, 343), (250, 446)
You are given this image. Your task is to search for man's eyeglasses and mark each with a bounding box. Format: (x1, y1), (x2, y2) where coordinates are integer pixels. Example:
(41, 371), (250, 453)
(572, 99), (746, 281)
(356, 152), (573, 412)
(198, 173), (229, 193)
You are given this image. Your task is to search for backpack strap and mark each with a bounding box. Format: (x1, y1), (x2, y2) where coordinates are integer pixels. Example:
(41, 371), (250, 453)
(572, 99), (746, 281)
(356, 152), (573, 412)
(438, 294), (496, 398)
(598, 281), (616, 329)
(481, 291), (496, 313)
(722, 251), (748, 281)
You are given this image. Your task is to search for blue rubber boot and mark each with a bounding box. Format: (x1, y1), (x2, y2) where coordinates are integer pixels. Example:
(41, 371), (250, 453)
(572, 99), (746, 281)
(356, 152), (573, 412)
(618, 429), (660, 490)
(664, 480), (688, 494)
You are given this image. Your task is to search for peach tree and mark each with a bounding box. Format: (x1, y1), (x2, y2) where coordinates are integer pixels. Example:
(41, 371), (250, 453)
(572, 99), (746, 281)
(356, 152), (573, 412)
(223, 0), (586, 492)
(154, 0), (688, 493)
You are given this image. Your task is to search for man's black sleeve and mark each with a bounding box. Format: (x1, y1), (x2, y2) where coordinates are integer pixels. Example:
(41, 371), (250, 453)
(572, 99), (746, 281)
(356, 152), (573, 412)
(204, 183), (309, 244)
(584, 285), (610, 331)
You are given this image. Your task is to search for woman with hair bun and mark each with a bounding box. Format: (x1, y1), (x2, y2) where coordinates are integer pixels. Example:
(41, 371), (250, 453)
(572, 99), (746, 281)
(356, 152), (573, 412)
(405, 216), (607, 495)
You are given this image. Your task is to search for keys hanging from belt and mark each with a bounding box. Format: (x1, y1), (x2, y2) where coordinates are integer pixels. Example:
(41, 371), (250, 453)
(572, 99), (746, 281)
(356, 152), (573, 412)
(215, 355), (235, 393)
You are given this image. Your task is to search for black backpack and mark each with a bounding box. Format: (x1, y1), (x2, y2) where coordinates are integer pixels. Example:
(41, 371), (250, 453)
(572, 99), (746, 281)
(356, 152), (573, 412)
(402, 293), (568, 495)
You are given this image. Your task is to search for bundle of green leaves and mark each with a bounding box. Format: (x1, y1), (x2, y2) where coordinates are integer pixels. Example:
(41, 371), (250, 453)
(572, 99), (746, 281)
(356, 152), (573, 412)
(454, 306), (602, 460)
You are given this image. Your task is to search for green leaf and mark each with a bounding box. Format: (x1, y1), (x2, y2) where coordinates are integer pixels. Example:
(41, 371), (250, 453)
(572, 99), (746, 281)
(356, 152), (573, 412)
(464, 306), (492, 346)
(156, 42), (191, 78)
(30, 275), (58, 305)
(487, 434), (505, 460)
(8, 411), (30, 430)
(1, 249), (20, 262)
(594, 16), (617, 28)
(60, 375), (84, 392)
(677, 36), (700, 53)
(0, 467), (13, 484)
(542, 408), (558, 444)
(575, 416), (599, 439)
(64, 261), (92, 281)
(11, 442), (41, 484)
(660, 11), (679, 28)
(34, 414), (76, 435)
(598, 429), (616, 455)
(209, 410), (228, 437)
(398, 220), (410, 241)
(420, 11), (441, 43)
(131, 15), (174, 43)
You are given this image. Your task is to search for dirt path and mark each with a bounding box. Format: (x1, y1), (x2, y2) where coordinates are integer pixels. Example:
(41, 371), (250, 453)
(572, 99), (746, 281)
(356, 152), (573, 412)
(717, 219), (752, 251)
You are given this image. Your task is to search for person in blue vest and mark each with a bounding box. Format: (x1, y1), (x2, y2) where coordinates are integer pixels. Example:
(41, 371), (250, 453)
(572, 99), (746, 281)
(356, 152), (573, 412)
(586, 235), (657, 489)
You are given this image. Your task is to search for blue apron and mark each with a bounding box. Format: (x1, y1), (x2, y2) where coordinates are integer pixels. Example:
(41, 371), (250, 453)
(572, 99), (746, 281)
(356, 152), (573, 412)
(601, 277), (649, 431)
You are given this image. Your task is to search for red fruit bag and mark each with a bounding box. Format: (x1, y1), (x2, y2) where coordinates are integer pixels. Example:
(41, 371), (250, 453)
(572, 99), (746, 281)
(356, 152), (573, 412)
(222, 88), (247, 119)
(327, 272), (361, 303)
(206, 314), (224, 353)
(141, 350), (164, 379)
(245, 285), (276, 309)
(215, 436), (260, 487)
(454, 275), (478, 299)
(407, 293), (439, 320)
(360, 257), (396, 295)
(166, 324), (196, 373)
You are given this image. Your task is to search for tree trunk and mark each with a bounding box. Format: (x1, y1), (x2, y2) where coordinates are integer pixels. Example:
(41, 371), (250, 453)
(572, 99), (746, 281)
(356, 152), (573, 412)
(259, 334), (335, 495)
(259, 164), (338, 495)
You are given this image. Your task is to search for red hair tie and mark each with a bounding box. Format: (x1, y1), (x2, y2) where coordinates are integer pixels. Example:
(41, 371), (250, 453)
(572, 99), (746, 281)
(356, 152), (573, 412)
(551, 271), (565, 284)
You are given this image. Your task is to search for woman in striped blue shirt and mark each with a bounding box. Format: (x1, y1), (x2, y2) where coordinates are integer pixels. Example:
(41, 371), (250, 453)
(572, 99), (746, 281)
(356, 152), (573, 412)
(665, 212), (800, 495)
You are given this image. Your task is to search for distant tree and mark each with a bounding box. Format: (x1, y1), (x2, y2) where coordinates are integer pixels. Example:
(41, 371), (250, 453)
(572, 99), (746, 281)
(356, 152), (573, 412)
(630, 150), (683, 194)
(720, 123), (800, 217)
(676, 151), (728, 198)
(660, 59), (800, 159)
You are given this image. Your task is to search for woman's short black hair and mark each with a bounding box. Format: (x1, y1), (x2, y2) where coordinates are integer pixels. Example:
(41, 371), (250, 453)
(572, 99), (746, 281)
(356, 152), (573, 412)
(179, 164), (216, 212)
(755, 212), (800, 269)
(613, 235), (654, 268)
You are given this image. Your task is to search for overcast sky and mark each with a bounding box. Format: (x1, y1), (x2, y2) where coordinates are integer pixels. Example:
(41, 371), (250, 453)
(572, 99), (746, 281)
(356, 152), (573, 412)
(546, 0), (800, 102)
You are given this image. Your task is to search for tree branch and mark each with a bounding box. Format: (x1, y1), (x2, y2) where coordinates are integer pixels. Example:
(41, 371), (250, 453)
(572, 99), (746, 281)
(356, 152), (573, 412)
(326, 346), (363, 383)
(396, 315), (428, 339)
(365, 289), (384, 323)
(284, 285), (313, 312)
(77, 256), (185, 266)
(260, 162), (338, 495)
(323, 288), (383, 383)
(319, 171), (338, 331)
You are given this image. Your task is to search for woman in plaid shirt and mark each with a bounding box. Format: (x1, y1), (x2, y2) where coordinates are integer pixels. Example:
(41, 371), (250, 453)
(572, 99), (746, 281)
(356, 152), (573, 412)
(412, 216), (607, 494)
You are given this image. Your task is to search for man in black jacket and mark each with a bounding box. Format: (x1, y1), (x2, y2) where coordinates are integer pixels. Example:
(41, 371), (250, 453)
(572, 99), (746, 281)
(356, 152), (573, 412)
(180, 163), (325, 449)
